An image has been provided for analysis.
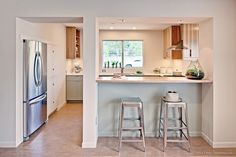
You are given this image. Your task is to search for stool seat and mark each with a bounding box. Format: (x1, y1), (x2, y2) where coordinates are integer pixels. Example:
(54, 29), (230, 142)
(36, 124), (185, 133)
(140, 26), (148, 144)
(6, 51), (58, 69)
(119, 97), (146, 152)
(121, 97), (143, 107)
(159, 96), (191, 152)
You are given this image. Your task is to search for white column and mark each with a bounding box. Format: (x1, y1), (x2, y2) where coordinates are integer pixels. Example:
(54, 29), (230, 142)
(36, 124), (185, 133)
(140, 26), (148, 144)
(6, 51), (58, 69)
(82, 16), (98, 148)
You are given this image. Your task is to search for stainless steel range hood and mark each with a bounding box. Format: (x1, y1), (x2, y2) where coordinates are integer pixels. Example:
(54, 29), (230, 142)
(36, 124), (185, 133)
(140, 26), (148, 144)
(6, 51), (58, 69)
(167, 24), (188, 50)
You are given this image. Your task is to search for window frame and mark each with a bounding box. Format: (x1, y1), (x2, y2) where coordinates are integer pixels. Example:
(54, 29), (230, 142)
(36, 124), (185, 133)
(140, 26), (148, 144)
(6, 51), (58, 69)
(102, 39), (144, 68)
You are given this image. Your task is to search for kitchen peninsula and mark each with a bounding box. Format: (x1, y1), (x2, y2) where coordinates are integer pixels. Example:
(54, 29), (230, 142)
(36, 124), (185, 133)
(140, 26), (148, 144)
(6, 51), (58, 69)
(97, 75), (212, 137)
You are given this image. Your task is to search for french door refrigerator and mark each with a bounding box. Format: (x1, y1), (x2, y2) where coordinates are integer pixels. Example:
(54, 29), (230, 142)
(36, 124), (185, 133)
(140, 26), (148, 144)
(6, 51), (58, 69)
(23, 39), (47, 140)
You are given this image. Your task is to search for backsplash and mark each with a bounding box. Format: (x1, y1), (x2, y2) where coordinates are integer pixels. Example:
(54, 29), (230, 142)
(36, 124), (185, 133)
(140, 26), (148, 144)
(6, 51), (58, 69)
(66, 58), (83, 74)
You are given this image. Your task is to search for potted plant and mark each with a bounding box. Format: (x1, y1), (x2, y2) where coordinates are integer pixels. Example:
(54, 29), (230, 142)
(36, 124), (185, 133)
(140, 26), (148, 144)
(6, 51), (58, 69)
(185, 60), (205, 80)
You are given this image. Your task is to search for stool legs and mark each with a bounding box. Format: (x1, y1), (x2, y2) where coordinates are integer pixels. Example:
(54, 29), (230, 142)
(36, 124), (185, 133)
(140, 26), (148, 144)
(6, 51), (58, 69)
(119, 104), (124, 151)
(158, 100), (163, 138)
(163, 102), (168, 151)
(185, 103), (191, 152)
(119, 100), (145, 152)
(159, 97), (191, 152)
(138, 104), (146, 151)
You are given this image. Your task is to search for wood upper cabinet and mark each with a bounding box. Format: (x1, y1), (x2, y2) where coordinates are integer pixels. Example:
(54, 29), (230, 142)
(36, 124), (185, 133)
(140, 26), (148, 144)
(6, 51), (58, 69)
(66, 27), (80, 59)
(163, 25), (182, 59)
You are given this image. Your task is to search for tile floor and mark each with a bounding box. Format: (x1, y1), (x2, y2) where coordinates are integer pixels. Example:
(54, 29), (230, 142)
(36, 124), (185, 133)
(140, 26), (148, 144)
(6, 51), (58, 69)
(0, 103), (236, 157)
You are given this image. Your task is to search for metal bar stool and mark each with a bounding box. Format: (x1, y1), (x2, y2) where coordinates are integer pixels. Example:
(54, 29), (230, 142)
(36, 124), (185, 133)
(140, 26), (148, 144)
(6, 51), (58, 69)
(158, 96), (191, 152)
(119, 97), (146, 152)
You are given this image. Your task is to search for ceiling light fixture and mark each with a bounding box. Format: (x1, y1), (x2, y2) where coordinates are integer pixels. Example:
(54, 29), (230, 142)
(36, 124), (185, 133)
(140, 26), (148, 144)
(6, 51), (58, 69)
(119, 19), (126, 23)
(177, 20), (183, 23)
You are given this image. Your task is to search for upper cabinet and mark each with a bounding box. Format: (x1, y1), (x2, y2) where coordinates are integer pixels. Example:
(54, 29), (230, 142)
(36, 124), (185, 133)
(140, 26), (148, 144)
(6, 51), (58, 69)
(163, 24), (199, 60)
(66, 27), (80, 59)
(182, 24), (199, 60)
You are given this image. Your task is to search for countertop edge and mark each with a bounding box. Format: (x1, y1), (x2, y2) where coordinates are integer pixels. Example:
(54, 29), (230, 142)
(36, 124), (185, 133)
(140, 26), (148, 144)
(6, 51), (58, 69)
(96, 77), (213, 84)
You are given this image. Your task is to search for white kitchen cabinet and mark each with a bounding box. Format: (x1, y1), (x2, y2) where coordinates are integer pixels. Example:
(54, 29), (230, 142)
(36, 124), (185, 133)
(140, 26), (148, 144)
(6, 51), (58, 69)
(183, 24), (199, 60)
(47, 44), (58, 115)
(66, 75), (83, 101)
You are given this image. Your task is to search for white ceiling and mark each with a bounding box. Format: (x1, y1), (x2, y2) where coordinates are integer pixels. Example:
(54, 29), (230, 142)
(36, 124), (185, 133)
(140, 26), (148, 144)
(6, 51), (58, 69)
(21, 17), (83, 23)
(98, 17), (209, 30)
(20, 17), (83, 29)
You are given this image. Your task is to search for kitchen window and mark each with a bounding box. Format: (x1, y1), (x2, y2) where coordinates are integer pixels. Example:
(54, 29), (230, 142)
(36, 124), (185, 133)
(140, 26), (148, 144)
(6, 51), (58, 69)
(102, 40), (143, 68)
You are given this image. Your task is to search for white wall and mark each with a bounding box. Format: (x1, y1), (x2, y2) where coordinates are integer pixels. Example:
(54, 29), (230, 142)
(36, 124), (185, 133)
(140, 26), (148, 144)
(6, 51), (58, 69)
(15, 18), (66, 146)
(0, 0), (236, 148)
(99, 30), (164, 73)
(199, 19), (214, 146)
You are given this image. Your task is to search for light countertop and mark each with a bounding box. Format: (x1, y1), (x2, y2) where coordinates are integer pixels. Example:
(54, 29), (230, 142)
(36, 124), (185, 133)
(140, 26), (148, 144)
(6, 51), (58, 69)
(96, 76), (212, 84)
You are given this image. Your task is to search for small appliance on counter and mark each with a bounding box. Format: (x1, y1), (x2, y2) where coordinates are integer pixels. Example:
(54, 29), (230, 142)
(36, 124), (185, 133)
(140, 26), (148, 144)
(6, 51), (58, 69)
(165, 91), (180, 102)
(74, 63), (82, 73)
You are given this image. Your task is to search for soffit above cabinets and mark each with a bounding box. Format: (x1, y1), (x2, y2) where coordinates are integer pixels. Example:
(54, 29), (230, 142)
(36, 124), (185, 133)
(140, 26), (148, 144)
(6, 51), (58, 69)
(21, 17), (83, 23)
(98, 17), (210, 31)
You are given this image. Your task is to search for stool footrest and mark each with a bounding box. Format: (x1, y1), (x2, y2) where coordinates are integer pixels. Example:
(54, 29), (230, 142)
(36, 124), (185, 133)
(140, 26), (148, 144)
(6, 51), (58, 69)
(121, 139), (143, 143)
(122, 127), (143, 131)
(167, 127), (187, 130)
(167, 139), (189, 143)
(123, 118), (140, 121)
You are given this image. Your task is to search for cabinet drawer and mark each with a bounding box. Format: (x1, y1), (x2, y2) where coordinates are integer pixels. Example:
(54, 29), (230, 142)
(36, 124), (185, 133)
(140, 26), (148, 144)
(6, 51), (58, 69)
(66, 75), (83, 81)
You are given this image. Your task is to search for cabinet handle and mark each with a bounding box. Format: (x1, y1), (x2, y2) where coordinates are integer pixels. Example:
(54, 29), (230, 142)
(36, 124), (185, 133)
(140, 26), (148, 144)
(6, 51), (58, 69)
(190, 49), (192, 57)
(53, 83), (55, 86)
(52, 68), (55, 71)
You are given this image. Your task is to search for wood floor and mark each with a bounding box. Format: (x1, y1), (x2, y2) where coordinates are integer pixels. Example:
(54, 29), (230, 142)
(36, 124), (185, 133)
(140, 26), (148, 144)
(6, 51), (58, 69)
(0, 103), (236, 157)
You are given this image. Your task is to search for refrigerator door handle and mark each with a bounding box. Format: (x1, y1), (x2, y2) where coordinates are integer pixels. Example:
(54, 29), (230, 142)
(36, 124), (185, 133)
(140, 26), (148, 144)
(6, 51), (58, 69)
(34, 53), (39, 86)
(37, 53), (42, 85)
(29, 93), (47, 105)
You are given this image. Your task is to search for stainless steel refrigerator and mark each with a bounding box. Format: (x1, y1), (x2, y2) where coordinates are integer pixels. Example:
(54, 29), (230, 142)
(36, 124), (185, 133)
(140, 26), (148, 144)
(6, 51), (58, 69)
(23, 39), (47, 140)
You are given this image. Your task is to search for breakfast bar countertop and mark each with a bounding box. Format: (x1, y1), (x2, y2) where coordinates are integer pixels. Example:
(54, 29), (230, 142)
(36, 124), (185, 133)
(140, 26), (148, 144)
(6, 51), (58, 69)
(96, 76), (213, 84)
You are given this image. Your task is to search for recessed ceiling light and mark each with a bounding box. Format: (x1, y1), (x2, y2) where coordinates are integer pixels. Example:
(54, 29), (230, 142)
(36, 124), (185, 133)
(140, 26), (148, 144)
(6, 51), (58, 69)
(119, 19), (126, 23)
(109, 26), (114, 30)
(132, 27), (136, 30)
(177, 20), (183, 23)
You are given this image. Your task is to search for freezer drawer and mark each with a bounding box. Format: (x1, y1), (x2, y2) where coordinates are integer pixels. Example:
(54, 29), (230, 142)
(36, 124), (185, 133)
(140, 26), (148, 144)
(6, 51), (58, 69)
(23, 94), (47, 139)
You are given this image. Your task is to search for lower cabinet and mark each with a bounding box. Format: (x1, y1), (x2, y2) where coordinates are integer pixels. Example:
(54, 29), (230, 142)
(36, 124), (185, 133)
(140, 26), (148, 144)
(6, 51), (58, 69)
(66, 75), (83, 101)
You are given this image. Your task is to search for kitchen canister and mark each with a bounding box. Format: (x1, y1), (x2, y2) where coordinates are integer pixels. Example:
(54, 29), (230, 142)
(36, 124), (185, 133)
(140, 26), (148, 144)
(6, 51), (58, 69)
(165, 91), (180, 102)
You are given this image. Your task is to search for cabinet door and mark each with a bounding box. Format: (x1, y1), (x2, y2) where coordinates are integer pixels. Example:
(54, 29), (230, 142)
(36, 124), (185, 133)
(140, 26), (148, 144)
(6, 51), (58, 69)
(163, 27), (171, 59)
(66, 76), (83, 101)
(66, 27), (76, 59)
(47, 77), (57, 116)
(183, 24), (199, 60)
(47, 45), (56, 78)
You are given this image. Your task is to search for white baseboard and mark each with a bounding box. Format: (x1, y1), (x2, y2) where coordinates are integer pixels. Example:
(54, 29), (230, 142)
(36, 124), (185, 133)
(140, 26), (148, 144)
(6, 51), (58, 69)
(0, 141), (18, 148)
(201, 132), (213, 147)
(82, 139), (97, 148)
(15, 137), (23, 147)
(213, 142), (236, 148)
(57, 101), (66, 111)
